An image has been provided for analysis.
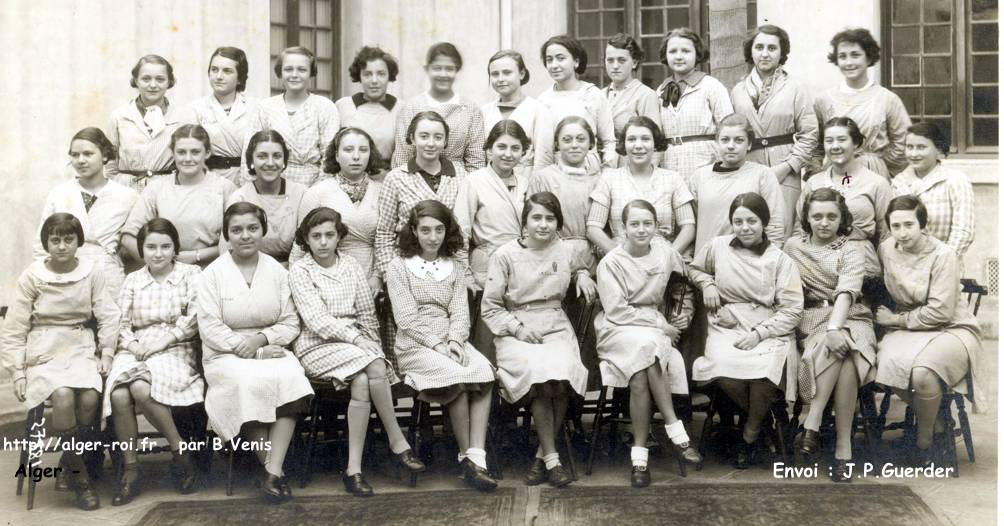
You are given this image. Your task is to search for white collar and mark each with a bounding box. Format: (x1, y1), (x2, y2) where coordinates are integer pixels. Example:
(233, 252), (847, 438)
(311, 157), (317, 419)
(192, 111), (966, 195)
(839, 77), (875, 94)
(404, 255), (453, 281)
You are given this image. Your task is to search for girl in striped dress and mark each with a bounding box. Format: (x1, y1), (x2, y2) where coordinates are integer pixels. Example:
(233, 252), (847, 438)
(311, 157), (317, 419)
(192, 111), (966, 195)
(104, 219), (205, 503)
(289, 207), (424, 497)
(387, 200), (497, 492)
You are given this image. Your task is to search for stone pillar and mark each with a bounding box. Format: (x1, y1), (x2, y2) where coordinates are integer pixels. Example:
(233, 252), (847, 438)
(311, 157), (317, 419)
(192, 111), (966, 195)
(708, 0), (748, 88)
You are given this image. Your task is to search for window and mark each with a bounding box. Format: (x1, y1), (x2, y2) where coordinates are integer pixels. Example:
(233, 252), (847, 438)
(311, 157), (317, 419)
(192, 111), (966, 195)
(883, 0), (998, 154)
(569, 0), (756, 89)
(270, 0), (340, 99)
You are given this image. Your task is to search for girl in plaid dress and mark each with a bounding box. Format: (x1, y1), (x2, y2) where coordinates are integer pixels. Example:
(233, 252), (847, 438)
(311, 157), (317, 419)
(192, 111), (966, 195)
(104, 219), (205, 503)
(290, 207), (424, 497)
(783, 189), (875, 482)
(655, 28), (734, 185)
(256, 46), (340, 187)
(387, 200), (497, 492)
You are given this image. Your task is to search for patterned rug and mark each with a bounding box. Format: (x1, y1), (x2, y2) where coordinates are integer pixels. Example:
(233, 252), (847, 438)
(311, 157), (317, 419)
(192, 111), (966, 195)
(535, 484), (943, 525)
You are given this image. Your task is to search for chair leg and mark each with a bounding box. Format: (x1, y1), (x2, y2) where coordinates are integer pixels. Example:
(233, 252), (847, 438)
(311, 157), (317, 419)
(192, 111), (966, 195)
(408, 401), (426, 488)
(585, 387), (609, 476)
(696, 389), (717, 472)
(225, 446), (234, 496)
(300, 396), (321, 488)
(561, 420), (578, 481)
(789, 399), (803, 454)
(770, 402), (790, 466)
(955, 396), (975, 463)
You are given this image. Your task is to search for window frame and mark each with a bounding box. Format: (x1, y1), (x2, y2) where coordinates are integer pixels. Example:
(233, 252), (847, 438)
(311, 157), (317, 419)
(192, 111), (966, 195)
(270, 0), (341, 99)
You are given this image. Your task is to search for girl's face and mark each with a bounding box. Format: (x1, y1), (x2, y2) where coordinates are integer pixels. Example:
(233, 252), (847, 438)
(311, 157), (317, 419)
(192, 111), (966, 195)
(823, 125), (858, 166)
(545, 44), (578, 83)
(173, 138), (209, 178)
(731, 206), (764, 247)
(251, 141), (285, 184)
(227, 213), (264, 258)
(360, 58), (390, 101)
(524, 202), (559, 244)
(835, 41), (869, 83)
(664, 37), (697, 76)
(604, 45), (635, 85)
(488, 134), (524, 175)
(143, 232), (176, 274)
(751, 33), (783, 77)
(281, 53), (312, 93)
(806, 200), (842, 243)
(413, 215), (446, 257)
(888, 209), (924, 251)
(46, 232), (80, 265)
(336, 132), (372, 179)
(624, 207), (656, 250)
(306, 220), (340, 263)
(905, 133), (940, 174)
(715, 125), (751, 168)
(208, 55), (239, 97)
(556, 122), (590, 167)
(69, 139), (107, 179)
(488, 56), (524, 100)
(135, 62), (170, 105)
(412, 119), (447, 163)
(426, 54), (459, 94)
(623, 124), (655, 166)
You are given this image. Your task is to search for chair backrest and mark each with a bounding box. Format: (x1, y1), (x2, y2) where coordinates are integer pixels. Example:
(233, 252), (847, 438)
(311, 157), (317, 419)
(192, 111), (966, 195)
(960, 278), (987, 316)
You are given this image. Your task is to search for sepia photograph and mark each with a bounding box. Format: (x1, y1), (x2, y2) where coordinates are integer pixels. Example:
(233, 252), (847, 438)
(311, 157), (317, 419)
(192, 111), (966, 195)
(0, 0), (998, 524)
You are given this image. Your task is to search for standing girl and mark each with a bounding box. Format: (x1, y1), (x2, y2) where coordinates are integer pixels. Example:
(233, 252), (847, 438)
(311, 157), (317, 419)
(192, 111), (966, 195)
(483, 49), (555, 171)
(336, 46), (401, 172)
(602, 33), (661, 161)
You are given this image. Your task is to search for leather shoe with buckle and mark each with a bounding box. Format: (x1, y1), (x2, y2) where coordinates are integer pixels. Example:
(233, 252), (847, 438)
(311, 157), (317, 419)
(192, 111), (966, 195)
(342, 472), (374, 497)
(630, 466), (651, 488)
(394, 449), (426, 473)
(547, 464), (573, 488)
(462, 459), (498, 492)
(673, 442), (703, 464)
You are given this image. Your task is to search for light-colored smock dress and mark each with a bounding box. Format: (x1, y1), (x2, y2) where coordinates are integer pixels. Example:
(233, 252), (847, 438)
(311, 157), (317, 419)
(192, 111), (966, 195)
(875, 236), (986, 412)
(655, 70), (734, 184)
(225, 180), (307, 263)
(107, 99), (186, 191)
(538, 81), (618, 167)
(688, 235), (803, 402)
(387, 256), (495, 403)
(293, 176), (381, 278)
(122, 173), (237, 268)
(102, 263), (205, 417)
(197, 252), (311, 441)
(482, 96), (555, 171)
(783, 234), (876, 401)
(34, 177), (138, 299)
(335, 93), (399, 170)
(812, 82), (912, 178)
(288, 255), (396, 388)
(480, 238), (589, 403)
(797, 168), (893, 278)
(256, 93), (340, 187)
(185, 92), (259, 186)
(454, 166), (528, 287)
(528, 162), (601, 272)
(0, 258), (120, 408)
(688, 161), (786, 253)
(594, 243), (693, 392)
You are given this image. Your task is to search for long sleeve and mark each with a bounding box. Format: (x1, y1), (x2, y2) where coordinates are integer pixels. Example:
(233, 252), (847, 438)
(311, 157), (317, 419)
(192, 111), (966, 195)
(873, 178), (894, 243)
(288, 263), (363, 344)
(585, 176), (612, 229)
(122, 182), (159, 237)
(480, 251), (521, 337)
(318, 102), (341, 175)
(171, 270), (200, 342)
(117, 278), (139, 351)
(531, 108), (555, 169)
(687, 240), (717, 289)
(596, 259), (669, 330)
(0, 271), (37, 381)
(386, 259), (447, 349)
(666, 251), (695, 330)
(752, 255), (803, 339)
(638, 90), (662, 127)
(708, 79), (735, 129)
(946, 176), (976, 257)
(391, 104), (414, 170)
(447, 267), (472, 343)
(595, 95), (618, 167)
(882, 93), (912, 175)
(196, 269), (245, 353)
(374, 172), (402, 274)
(106, 115), (121, 181)
(786, 83), (818, 174)
(833, 243), (865, 302)
(758, 168), (787, 246)
(90, 270), (122, 354)
(464, 107), (488, 172)
(351, 263), (380, 343)
(810, 98), (827, 172)
(903, 249), (959, 330)
(453, 179), (478, 278)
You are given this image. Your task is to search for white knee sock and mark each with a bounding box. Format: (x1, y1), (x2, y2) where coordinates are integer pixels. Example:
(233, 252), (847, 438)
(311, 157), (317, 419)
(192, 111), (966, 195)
(630, 447), (649, 468)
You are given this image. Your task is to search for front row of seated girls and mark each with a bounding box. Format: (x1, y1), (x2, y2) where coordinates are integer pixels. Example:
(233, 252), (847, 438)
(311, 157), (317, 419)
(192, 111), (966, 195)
(0, 189), (985, 509)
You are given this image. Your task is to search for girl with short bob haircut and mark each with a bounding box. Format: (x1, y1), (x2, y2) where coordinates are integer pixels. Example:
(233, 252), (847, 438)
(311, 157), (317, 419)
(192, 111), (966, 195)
(335, 46), (402, 169)
(602, 33), (661, 163)
(483, 49), (555, 171)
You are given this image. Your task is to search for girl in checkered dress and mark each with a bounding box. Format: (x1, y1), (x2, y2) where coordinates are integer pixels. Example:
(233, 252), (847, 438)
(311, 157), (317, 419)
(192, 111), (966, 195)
(783, 188), (875, 482)
(289, 207), (424, 497)
(104, 218), (205, 502)
(387, 200), (497, 492)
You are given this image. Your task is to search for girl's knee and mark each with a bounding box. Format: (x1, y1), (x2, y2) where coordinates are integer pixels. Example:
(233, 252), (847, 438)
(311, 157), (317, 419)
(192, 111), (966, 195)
(49, 388), (75, 408)
(911, 367), (941, 396)
(365, 359), (387, 378)
(129, 381), (152, 402)
(350, 375), (370, 402)
(110, 387), (133, 409)
(628, 373), (649, 395)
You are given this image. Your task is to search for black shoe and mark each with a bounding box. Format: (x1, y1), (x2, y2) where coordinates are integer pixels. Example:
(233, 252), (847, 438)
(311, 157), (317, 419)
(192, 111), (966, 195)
(524, 458), (547, 486)
(831, 458), (853, 483)
(733, 441), (753, 470)
(54, 458), (71, 492)
(672, 442), (703, 464)
(70, 470), (100, 511)
(630, 466), (651, 488)
(798, 429), (821, 456)
(462, 459), (498, 492)
(342, 472), (374, 497)
(111, 464), (140, 506)
(171, 455), (198, 495)
(256, 472), (284, 504)
(547, 464), (573, 488)
(394, 449), (426, 473)
(277, 477), (293, 501)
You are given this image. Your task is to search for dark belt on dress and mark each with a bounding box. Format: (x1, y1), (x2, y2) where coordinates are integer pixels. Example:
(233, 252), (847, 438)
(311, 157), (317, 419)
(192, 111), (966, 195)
(665, 133), (716, 146)
(119, 167), (174, 180)
(750, 133), (796, 151)
(206, 156), (242, 170)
